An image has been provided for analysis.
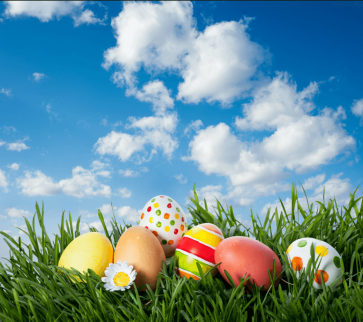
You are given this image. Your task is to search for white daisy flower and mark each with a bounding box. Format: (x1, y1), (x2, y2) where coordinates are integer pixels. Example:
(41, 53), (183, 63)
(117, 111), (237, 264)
(101, 261), (137, 292)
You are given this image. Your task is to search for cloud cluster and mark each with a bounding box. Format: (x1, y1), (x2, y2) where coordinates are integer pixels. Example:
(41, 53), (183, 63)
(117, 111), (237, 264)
(3, 1), (106, 27)
(184, 73), (355, 205)
(0, 169), (8, 192)
(17, 162), (113, 198)
(103, 1), (266, 105)
(351, 98), (363, 124)
(1, 88), (12, 97)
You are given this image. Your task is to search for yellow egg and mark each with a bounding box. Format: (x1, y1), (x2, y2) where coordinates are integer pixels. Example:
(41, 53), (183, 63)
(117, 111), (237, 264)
(58, 232), (113, 280)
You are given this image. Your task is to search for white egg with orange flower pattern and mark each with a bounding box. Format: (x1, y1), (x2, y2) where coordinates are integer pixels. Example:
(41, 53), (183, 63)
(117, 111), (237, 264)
(139, 195), (187, 258)
(286, 237), (342, 289)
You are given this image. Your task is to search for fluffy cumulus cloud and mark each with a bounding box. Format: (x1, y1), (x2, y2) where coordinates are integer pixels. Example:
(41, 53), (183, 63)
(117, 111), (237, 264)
(0, 169), (8, 192)
(103, 1), (266, 105)
(17, 163), (112, 198)
(174, 174), (188, 184)
(1, 88), (12, 97)
(3, 1), (106, 27)
(351, 98), (363, 124)
(6, 208), (31, 218)
(7, 163), (20, 171)
(117, 206), (139, 222)
(184, 73), (355, 205)
(119, 169), (139, 177)
(6, 139), (30, 152)
(95, 112), (178, 162)
(184, 120), (203, 136)
(117, 187), (132, 198)
(261, 173), (353, 217)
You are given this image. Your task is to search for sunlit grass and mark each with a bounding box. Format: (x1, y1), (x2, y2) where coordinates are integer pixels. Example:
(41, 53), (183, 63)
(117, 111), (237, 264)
(0, 183), (362, 321)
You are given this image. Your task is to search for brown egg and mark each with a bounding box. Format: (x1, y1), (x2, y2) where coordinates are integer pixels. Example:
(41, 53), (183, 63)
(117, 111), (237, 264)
(114, 226), (166, 291)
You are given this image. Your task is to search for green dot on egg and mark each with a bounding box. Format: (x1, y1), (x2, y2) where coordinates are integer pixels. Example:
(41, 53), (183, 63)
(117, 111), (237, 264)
(151, 198), (156, 202)
(182, 233), (185, 237)
(176, 207), (180, 212)
(170, 220), (175, 226)
(156, 221), (162, 228)
(333, 256), (341, 268)
(297, 240), (307, 247)
(156, 210), (161, 216)
(168, 198), (173, 202)
(162, 240), (167, 245)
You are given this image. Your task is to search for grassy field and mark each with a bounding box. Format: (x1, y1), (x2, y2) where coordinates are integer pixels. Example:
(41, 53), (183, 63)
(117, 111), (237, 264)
(0, 184), (362, 321)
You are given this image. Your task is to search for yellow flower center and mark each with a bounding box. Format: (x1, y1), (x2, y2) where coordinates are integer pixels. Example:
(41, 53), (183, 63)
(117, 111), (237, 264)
(113, 272), (130, 287)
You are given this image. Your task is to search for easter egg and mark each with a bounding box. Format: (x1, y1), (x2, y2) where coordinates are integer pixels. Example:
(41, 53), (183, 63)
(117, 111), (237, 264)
(286, 237), (342, 289)
(175, 223), (224, 280)
(139, 195), (187, 257)
(215, 236), (282, 291)
(58, 232), (113, 280)
(114, 226), (166, 291)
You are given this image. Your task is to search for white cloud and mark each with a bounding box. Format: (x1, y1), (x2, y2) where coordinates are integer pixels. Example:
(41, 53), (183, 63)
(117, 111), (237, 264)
(299, 174), (326, 191)
(261, 173), (354, 217)
(0, 141), (6, 147)
(117, 206), (139, 223)
(0, 169), (9, 192)
(46, 104), (51, 113)
(118, 169), (139, 177)
(100, 119), (122, 128)
(98, 204), (114, 216)
(174, 174), (188, 184)
(134, 80), (174, 115)
(184, 74), (355, 204)
(104, 1), (266, 106)
(6, 208), (31, 218)
(7, 140), (30, 152)
(7, 163), (20, 171)
(184, 120), (203, 136)
(80, 220), (105, 232)
(17, 164), (112, 198)
(3, 1), (106, 27)
(351, 98), (363, 124)
(33, 72), (45, 82)
(95, 112), (178, 162)
(1, 126), (16, 133)
(117, 187), (132, 198)
(1, 230), (11, 234)
(17, 170), (61, 196)
(0, 88), (12, 97)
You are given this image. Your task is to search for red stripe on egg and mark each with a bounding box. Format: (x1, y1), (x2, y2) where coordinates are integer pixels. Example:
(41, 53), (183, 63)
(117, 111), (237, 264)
(177, 236), (215, 264)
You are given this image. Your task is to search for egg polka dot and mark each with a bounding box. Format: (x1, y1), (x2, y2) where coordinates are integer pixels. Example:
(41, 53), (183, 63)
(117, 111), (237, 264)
(156, 210), (161, 216)
(165, 226), (170, 232)
(168, 240), (174, 245)
(176, 207), (180, 212)
(286, 244), (293, 254)
(151, 198), (156, 202)
(141, 213), (144, 219)
(181, 225), (184, 231)
(314, 270), (329, 284)
(167, 203), (172, 208)
(154, 203), (159, 208)
(147, 206), (151, 212)
(145, 226), (148, 229)
(182, 233), (185, 237)
(164, 213), (170, 219)
(175, 214), (179, 219)
(156, 221), (162, 228)
(297, 240), (307, 247)
(170, 220), (175, 226)
(291, 257), (303, 271)
(152, 231), (158, 237)
(181, 217), (184, 222)
(149, 217), (153, 223)
(162, 240), (167, 245)
(315, 245), (329, 257)
(333, 256), (341, 268)
(174, 229), (178, 235)
(168, 198), (173, 202)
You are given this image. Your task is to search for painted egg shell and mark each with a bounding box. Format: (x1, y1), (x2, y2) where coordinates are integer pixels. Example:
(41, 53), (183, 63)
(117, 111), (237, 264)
(114, 226), (166, 291)
(139, 195), (187, 258)
(215, 236), (282, 291)
(175, 223), (224, 280)
(286, 237), (342, 289)
(58, 232), (113, 281)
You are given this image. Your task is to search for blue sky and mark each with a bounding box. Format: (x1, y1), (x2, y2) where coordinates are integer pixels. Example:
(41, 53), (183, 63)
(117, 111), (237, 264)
(1, 1), (363, 262)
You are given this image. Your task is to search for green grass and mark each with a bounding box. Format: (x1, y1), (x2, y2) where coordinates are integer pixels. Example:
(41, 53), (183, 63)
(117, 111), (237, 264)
(0, 183), (363, 321)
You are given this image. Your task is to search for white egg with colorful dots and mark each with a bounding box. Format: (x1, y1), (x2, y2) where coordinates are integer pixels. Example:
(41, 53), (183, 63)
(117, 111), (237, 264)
(139, 195), (187, 258)
(286, 237), (343, 289)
